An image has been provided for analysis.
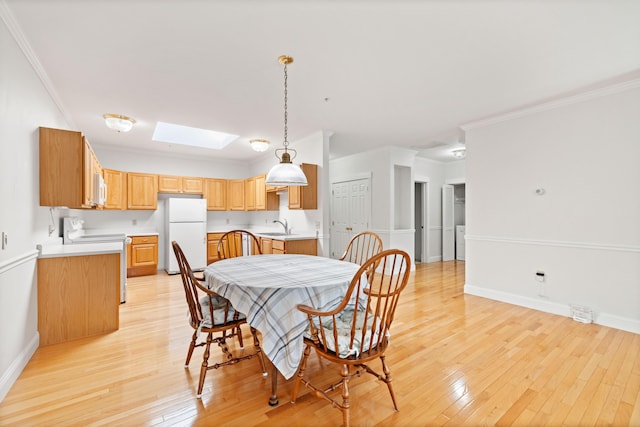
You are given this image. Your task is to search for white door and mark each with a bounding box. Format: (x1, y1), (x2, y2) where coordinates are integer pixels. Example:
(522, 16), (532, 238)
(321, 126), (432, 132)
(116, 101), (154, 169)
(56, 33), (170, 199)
(330, 178), (370, 259)
(442, 184), (455, 261)
(167, 222), (207, 273)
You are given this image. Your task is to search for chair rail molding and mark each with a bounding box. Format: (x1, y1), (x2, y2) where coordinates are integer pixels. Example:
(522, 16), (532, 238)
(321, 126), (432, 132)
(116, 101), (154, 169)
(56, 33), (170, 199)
(0, 250), (39, 275)
(465, 235), (640, 253)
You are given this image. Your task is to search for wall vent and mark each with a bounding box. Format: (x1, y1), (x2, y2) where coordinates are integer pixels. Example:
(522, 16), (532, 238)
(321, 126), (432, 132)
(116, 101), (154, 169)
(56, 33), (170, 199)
(570, 304), (593, 324)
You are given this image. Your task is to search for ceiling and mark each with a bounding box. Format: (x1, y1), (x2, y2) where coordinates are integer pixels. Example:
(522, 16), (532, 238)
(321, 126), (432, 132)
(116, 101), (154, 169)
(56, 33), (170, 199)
(4, 0), (640, 163)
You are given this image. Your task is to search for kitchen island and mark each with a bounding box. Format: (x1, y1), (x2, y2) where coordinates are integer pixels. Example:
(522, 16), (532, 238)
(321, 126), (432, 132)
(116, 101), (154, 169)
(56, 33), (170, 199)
(36, 242), (121, 345)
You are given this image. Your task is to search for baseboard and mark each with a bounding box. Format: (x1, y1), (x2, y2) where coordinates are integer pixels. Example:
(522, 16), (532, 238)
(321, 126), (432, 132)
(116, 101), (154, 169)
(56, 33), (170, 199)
(0, 332), (39, 403)
(464, 284), (640, 334)
(428, 255), (442, 263)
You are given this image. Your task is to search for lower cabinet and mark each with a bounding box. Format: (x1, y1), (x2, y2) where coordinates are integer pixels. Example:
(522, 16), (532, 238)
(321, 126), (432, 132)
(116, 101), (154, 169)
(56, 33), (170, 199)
(127, 235), (158, 277)
(260, 238), (317, 256)
(207, 232), (224, 264)
(37, 253), (120, 345)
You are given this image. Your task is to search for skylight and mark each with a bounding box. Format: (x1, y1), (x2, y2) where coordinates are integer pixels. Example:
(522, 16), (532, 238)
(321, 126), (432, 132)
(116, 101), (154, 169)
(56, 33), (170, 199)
(152, 122), (238, 150)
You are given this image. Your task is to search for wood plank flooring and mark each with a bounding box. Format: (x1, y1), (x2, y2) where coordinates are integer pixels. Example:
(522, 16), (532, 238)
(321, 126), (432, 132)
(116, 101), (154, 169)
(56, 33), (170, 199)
(1, 261), (639, 426)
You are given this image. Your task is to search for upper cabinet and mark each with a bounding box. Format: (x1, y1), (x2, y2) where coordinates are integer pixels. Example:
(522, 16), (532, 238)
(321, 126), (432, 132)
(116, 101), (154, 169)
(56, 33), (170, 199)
(127, 172), (158, 210)
(289, 163), (318, 210)
(256, 174), (278, 210)
(39, 127), (101, 209)
(158, 175), (203, 194)
(204, 178), (227, 211)
(245, 177), (256, 211)
(102, 169), (127, 210)
(227, 179), (245, 211)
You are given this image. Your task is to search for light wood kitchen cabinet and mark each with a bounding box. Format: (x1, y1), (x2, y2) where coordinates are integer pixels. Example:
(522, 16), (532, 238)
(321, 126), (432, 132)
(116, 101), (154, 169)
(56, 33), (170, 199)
(207, 232), (224, 264)
(245, 177), (256, 210)
(244, 174), (278, 211)
(289, 163), (318, 210)
(204, 178), (227, 211)
(37, 253), (120, 346)
(127, 235), (158, 277)
(182, 176), (204, 194)
(260, 237), (273, 254)
(83, 139), (102, 207)
(39, 127), (101, 209)
(103, 169), (127, 210)
(260, 237), (317, 256)
(158, 175), (204, 194)
(127, 172), (158, 210)
(227, 179), (245, 210)
(158, 175), (182, 193)
(255, 174), (279, 210)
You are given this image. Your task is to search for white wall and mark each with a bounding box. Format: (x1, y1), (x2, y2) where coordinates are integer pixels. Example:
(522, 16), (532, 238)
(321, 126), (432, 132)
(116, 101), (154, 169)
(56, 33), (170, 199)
(464, 82), (640, 333)
(0, 13), (70, 401)
(331, 146), (420, 264)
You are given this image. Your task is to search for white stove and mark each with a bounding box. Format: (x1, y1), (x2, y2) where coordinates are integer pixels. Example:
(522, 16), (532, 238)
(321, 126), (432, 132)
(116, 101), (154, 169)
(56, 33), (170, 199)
(63, 217), (129, 303)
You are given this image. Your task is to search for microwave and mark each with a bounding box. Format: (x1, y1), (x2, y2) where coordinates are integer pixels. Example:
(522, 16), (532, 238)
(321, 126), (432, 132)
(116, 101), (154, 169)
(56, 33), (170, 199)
(92, 172), (107, 206)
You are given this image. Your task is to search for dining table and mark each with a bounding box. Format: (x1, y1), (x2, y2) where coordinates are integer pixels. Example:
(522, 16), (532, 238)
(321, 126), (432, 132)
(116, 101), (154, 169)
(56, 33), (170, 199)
(204, 253), (361, 406)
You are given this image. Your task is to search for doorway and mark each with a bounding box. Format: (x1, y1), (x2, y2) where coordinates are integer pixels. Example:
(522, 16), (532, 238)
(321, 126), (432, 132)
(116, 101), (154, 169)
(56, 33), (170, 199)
(442, 183), (466, 262)
(414, 181), (429, 263)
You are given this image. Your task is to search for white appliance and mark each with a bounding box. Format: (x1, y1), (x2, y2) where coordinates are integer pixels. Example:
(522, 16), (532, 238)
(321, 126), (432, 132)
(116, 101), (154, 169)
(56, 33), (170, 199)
(93, 172), (107, 206)
(456, 225), (466, 261)
(62, 216), (129, 303)
(165, 198), (207, 274)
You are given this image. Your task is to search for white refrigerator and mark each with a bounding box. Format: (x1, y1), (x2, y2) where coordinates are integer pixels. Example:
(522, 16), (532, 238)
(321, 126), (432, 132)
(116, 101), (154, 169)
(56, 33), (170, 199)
(165, 198), (207, 274)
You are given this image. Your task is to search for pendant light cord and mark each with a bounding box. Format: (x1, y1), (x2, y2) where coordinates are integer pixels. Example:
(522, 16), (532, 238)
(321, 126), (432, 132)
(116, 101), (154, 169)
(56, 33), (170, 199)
(283, 61), (288, 149)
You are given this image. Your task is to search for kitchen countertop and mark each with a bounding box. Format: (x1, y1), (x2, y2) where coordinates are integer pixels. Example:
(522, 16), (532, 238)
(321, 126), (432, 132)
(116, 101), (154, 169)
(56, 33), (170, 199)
(127, 232), (159, 237)
(253, 232), (318, 241)
(207, 228), (318, 241)
(37, 241), (123, 258)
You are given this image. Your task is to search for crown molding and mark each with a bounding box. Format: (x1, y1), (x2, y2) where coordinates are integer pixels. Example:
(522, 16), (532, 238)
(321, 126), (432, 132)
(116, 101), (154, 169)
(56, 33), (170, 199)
(0, 0), (76, 129)
(461, 73), (640, 131)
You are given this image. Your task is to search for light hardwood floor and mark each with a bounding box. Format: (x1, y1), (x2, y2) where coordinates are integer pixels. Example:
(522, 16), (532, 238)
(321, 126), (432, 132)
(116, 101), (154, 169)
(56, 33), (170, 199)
(1, 261), (639, 426)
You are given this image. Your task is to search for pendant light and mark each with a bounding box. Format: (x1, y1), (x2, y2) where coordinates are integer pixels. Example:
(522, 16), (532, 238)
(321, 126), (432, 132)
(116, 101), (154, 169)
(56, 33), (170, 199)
(265, 55), (308, 187)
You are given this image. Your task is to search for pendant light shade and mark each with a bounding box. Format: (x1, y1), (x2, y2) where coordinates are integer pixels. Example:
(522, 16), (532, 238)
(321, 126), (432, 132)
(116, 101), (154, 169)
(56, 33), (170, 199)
(265, 55), (308, 187)
(265, 151), (308, 186)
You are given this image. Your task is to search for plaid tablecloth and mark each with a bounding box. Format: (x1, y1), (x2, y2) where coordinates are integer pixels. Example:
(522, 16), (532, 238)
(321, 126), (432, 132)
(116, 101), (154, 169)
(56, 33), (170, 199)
(204, 254), (360, 379)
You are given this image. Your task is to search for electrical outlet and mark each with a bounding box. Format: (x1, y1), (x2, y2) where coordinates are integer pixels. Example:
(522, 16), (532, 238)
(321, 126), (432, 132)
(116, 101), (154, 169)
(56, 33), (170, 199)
(48, 225), (55, 236)
(132, 219), (137, 226)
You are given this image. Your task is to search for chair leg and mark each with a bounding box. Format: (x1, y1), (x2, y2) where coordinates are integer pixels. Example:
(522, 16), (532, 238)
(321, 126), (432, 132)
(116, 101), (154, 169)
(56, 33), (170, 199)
(341, 364), (351, 427)
(290, 345), (311, 403)
(250, 327), (268, 376)
(185, 329), (198, 368)
(236, 325), (244, 349)
(380, 355), (398, 411)
(196, 333), (213, 398)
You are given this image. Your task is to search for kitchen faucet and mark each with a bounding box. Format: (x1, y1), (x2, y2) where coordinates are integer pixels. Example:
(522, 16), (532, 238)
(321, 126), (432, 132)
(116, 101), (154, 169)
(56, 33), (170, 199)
(273, 219), (289, 235)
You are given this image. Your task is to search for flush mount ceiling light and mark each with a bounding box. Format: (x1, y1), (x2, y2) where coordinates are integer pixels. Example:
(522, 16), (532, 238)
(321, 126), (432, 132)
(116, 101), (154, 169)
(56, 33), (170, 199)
(103, 113), (136, 132)
(250, 138), (270, 152)
(452, 148), (466, 159)
(265, 55), (308, 187)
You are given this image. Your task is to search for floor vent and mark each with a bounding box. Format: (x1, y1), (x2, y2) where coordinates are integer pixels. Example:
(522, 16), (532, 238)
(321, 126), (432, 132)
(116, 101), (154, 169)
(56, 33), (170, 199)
(570, 304), (593, 324)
